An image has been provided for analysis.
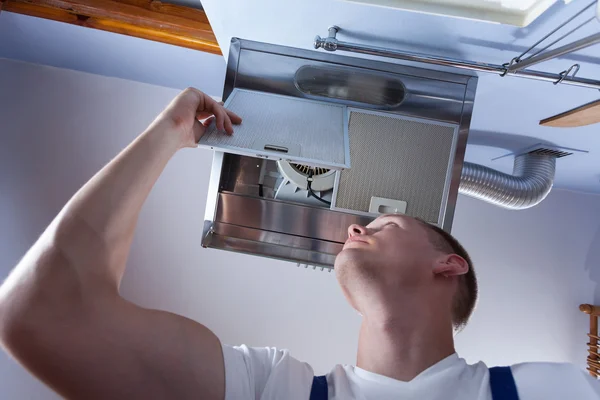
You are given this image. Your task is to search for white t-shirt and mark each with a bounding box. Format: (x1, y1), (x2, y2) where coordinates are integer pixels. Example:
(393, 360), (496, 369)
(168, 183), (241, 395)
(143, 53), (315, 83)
(223, 345), (600, 399)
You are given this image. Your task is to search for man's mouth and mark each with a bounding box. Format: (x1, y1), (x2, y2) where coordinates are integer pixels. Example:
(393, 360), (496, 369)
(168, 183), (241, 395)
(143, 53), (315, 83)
(344, 236), (369, 247)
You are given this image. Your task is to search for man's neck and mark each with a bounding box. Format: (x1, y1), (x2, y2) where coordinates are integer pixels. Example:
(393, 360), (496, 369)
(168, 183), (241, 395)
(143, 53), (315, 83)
(356, 310), (456, 382)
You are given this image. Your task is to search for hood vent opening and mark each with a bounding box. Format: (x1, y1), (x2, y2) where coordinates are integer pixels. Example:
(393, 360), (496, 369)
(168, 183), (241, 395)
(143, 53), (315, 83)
(294, 65), (406, 108)
(527, 148), (572, 158)
(274, 161), (336, 207)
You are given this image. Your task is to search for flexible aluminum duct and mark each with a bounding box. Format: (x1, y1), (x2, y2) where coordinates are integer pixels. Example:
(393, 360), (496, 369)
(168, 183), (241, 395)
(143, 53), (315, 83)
(459, 152), (556, 210)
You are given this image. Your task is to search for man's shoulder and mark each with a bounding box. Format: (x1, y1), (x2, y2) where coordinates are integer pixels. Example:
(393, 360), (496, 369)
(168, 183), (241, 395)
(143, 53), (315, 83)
(222, 345), (316, 400)
(511, 360), (586, 375)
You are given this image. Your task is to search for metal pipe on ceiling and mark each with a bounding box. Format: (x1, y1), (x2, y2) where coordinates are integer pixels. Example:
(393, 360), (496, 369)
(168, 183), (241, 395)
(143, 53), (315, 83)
(511, 0), (598, 64)
(507, 32), (600, 72)
(314, 27), (600, 90)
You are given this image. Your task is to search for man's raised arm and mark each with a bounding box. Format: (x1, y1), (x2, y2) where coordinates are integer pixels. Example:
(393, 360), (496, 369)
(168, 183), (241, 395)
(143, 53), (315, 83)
(0, 88), (241, 400)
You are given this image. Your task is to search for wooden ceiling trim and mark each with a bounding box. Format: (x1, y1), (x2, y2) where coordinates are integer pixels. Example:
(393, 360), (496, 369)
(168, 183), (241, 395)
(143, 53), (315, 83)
(2, 0), (221, 55)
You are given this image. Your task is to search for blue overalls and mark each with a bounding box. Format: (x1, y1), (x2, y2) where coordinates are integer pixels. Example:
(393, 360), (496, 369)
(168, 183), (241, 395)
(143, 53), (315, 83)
(309, 366), (519, 400)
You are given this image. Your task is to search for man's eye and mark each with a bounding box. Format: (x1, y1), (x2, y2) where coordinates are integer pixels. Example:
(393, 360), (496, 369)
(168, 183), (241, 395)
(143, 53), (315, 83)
(384, 222), (399, 228)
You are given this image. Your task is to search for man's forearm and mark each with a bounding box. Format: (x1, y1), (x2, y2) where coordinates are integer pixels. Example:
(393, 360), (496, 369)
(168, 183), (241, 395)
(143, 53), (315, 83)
(0, 89), (238, 400)
(0, 88), (240, 329)
(53, 121), (182, 284)
(0, 121), (182, 326)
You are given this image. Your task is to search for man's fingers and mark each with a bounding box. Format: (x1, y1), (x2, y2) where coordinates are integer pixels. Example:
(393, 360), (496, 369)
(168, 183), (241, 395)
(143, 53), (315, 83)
(192, 119), (206, 144)
(204, 94), (241, 127)
(200, 93), (225, 131)
(226, 109), (242, 125)
(211, 102), (241, 130)
(197, 112), (234, 135)
(216, 108), (233, 135)
(202, 116), (215, 127)
(224, 113), (234, 135)
(194, 91), (239, 135)
(196, 110), (214, 120)
(215, 109), (226, 134)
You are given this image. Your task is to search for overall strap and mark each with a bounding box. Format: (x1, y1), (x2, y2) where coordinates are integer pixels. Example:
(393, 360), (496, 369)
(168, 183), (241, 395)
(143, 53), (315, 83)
(489, 366), (520, 400)
(309, 375), (328, 400)
(311, 367), (519, 400)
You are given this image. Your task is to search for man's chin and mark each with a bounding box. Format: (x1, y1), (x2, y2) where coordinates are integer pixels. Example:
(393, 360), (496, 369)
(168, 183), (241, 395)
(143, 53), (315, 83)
(334, 247), (365, 270)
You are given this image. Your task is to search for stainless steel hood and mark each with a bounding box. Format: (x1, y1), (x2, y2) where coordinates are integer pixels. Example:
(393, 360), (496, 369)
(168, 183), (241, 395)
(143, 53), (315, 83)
(201, 38), (477, 269)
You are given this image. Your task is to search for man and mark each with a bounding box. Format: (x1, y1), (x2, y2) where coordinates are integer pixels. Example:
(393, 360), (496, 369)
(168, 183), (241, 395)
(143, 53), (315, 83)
(0, 88), (597, 400)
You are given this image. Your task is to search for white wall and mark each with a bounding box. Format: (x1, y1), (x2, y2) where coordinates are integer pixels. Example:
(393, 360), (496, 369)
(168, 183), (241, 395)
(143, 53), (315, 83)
(1, 58), (599, 398)
(453, 193), (600, 366)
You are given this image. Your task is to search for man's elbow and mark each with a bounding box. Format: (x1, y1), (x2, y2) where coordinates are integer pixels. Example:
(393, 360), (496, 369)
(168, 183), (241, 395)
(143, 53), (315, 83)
(0, 260), (23, 340)
(0, 294), (59, 375)
(0, 287), (29, 353)
(0, 245), (76, 351)
(0, 275), (76, 361)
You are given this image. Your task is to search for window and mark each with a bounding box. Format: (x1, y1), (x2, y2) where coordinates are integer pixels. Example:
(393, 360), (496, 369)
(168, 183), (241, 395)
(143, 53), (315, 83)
(347, 0), (566, 26)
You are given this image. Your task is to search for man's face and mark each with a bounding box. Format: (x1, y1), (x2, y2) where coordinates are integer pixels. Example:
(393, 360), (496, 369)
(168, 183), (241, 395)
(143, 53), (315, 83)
(334, 214), (441, 313)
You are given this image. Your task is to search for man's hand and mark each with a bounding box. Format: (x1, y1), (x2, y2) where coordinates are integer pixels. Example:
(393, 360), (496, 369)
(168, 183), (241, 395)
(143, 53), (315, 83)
(152, 87), (242, 148)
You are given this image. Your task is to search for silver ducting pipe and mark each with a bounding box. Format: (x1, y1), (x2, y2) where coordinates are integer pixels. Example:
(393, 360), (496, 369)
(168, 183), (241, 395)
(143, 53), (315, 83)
(459, 152), (557, 210)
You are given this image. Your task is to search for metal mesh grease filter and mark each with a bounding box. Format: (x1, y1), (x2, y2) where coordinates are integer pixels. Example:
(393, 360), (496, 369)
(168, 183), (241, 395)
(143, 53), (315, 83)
(198, 89), (348, 167)
(335, 111), (457, 223)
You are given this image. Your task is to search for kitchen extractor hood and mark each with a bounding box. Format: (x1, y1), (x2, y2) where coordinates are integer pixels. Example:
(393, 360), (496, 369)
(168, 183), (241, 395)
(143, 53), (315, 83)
(201, 38), (477, 269)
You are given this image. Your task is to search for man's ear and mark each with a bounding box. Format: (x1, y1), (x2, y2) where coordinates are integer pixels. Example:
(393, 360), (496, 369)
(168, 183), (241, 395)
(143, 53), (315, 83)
(432, 254), (469, 278)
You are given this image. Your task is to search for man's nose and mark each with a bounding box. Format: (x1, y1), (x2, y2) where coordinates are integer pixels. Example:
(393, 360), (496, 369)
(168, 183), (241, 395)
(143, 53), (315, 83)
(348, 224), (368, 237)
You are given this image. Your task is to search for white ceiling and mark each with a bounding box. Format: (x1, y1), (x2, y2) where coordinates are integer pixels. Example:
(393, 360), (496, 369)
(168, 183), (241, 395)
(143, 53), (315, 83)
(2, 1), (600, 193)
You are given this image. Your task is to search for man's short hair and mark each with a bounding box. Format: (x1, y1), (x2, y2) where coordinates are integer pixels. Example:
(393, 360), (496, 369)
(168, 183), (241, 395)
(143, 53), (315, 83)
(419, 221), (478, 331)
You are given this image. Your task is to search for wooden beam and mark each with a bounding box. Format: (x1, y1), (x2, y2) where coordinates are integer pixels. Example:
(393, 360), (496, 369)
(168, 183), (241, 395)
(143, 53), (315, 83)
(540, 100), (600, 128)
(2, 0), (221, 55)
